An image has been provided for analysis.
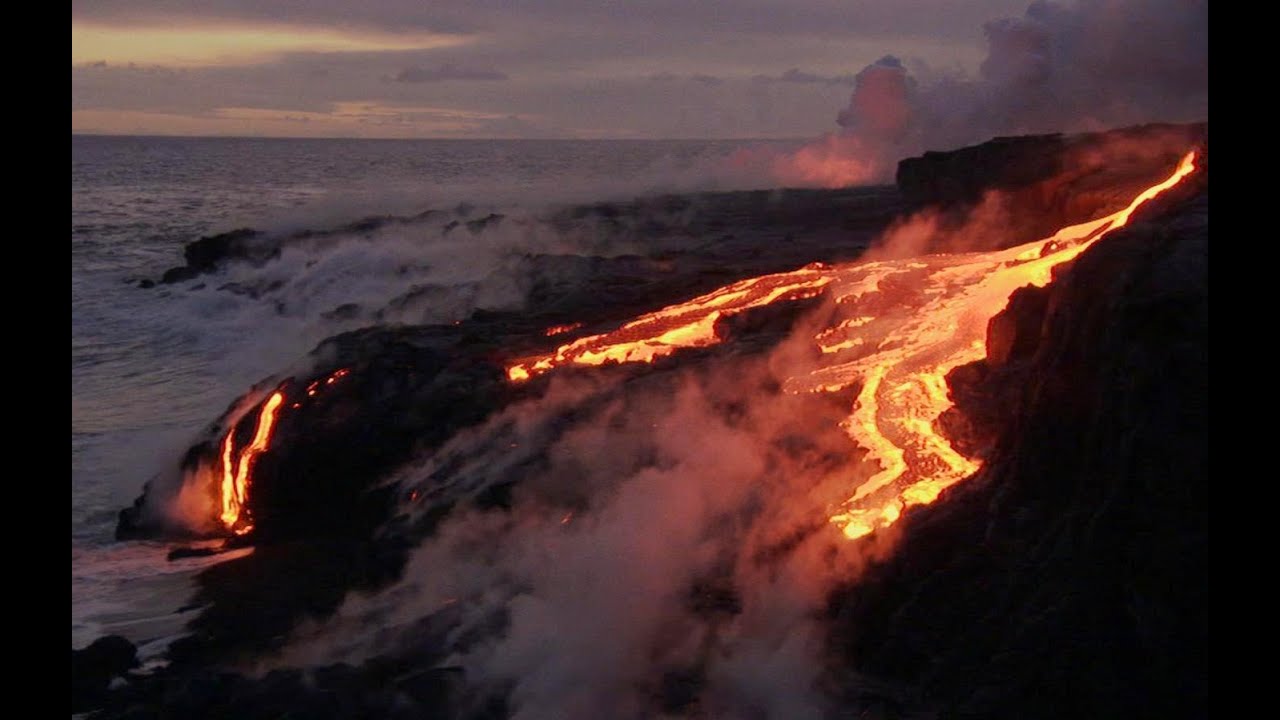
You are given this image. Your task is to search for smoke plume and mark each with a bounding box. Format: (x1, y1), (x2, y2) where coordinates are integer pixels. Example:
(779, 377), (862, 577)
(768, 0), (1208, 186)
(264, 339), (897, 718)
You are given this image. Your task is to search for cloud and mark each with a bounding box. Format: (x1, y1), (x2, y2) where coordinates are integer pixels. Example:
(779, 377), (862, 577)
(70, 1), (1203, 141)
(70, 2), (1038, 138)
(760, 0), (1207, 187)
(71, 19), (472, 67)
(389, 63), (509, 83)
(71, 102), (531, 138)
(834, 55), (913, 139)
(754, 68), (856, 85)
(70, 2), (1039, 43)
(647, 72), (725, 86)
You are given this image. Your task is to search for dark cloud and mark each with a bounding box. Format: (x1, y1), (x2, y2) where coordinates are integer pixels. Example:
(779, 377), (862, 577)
(754, 68), (856, 85)
(648, 72), (725, 86)
(467, 114), (559, 138)
(72, 1), (1032, 41)
(388, 63), (508, 83)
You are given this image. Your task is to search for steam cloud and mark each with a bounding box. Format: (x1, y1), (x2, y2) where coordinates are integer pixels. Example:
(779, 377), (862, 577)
(265, 341), (898, 718)
(767, 0), (1208, 186)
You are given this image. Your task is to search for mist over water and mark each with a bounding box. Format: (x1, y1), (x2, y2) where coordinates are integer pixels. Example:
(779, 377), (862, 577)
(71, 135), (802, 541)
(71, 135), (815, 650)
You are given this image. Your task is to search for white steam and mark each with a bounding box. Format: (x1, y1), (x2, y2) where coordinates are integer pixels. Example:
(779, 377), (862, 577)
(766, 0), (1208, 186)
(265, 348), (896, 718)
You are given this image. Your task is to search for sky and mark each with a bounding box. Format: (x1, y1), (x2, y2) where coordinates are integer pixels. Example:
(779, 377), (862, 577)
(71, 0), (1038, 139)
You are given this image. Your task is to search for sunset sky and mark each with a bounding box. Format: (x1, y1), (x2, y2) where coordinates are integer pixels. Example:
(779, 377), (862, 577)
(71, 0), (1033, 139)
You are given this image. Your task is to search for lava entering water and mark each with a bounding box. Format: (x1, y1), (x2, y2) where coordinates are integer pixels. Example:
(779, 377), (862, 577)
(507, 152), (1197, 539)
(216, 367), (351, 535)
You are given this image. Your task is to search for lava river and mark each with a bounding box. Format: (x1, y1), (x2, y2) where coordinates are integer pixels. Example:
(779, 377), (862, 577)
(508, 152), (1197, 539)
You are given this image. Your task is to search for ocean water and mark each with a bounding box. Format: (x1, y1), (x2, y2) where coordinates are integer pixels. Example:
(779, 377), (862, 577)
(70, 134), (801, 650)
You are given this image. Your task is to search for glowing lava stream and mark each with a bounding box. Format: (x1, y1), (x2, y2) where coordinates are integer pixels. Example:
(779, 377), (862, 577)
(214, 368), (352, 534)
(508, 266), (835, 381)
(508, 152), (1197, 539)
(219, 391), (284, 535)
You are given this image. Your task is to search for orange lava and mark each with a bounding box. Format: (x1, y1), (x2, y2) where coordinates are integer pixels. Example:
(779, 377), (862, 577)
(814, 150), (1196, 539)
(504, 152), (1196, 540)
(219, 391), (284, 535)
(507, 265), (834, 381)
(544, 322), (584, 337)
(215, 367), (351, 534)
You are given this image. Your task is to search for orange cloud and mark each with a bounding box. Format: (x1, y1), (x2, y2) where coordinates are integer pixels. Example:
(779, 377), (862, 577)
(72, 20), (472, 67)
(72, 102), (525, 138)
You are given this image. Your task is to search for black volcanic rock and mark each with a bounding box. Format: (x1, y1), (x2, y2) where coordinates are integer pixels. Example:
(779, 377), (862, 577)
(161, 228), (273, 284)
(465, 212), (505, 233)
(940, 283), (1052, 461)
(897, 133), (1063, 206)
(72, 635), (139, 712)
(151, 185), (905, 290)
(984, 284), (1049, 368)
(896, 122), (1207, 248)
(155, 213), (432, 285)
(87, 654), (461, 720)
(117, 323), (509, 543)
(828, 177), (1208, 716)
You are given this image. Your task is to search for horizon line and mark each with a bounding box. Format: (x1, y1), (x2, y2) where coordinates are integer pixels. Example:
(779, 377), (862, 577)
(71, 131), (812, 143)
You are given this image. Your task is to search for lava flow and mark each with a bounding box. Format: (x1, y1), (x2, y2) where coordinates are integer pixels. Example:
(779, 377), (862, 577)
(507, 265), (835, 381)
(215, 367), (351, 535)
(219, 391), (284, 535)
(506, 152), (1197, 539)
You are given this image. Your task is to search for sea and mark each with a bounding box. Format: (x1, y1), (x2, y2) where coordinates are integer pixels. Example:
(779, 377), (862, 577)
(70, 134), (804, 654)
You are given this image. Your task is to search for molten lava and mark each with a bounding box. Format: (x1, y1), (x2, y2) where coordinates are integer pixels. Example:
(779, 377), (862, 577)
(216, 367), (352, 535)
(506, 152), (1197, 539)
(507, 266), (834, 381)
(544, 322), (584, 337)
(219, 391), (284, 535)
